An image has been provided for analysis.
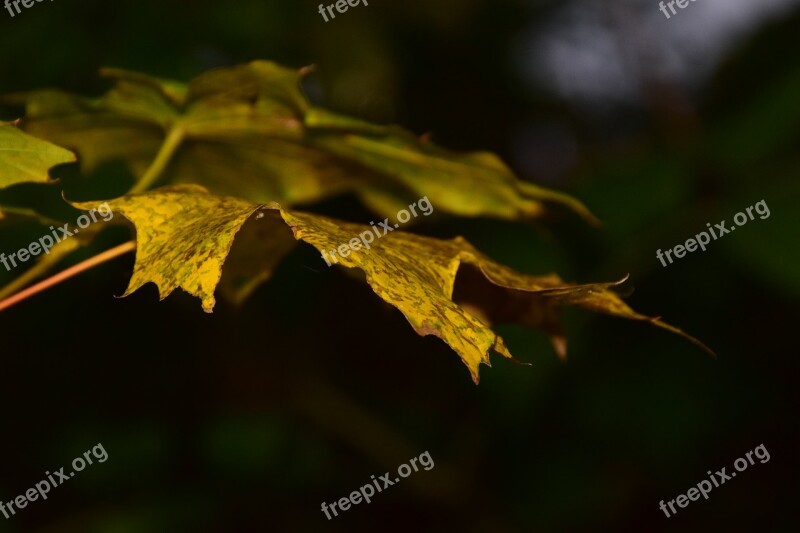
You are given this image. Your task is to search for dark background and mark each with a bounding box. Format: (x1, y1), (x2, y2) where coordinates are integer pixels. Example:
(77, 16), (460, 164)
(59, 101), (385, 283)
(1, 0), (798, 531)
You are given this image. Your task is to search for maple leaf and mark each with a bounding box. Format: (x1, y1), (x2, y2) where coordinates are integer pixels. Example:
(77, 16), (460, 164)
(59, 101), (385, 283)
(75, 185), (260, 312)
(14, 61), (597, 223)
(74, 186), (710, 383)
(0, 121), (75, 192)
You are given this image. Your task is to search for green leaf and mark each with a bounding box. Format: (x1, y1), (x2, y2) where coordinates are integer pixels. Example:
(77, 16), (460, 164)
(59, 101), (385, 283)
(18, 61), (596, 223)
(0, 121), (75, 190)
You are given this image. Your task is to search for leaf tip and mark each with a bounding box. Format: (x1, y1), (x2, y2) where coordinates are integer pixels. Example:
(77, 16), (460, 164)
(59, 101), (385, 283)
(470, 368), (481, 385)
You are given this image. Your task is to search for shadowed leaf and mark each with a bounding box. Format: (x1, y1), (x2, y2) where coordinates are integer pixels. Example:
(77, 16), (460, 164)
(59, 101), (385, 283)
(0, 121), (75, 190)
(15, 61), (597, 223)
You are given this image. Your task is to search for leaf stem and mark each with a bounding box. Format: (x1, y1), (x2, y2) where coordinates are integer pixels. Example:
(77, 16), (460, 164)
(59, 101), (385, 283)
(0, 241), (135, 313)
(130, 126), (185, 194)
(0, 120), (181, 307)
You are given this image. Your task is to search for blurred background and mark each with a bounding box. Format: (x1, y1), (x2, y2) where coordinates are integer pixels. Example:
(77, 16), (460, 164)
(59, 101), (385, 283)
(1, 0), (798, 531)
